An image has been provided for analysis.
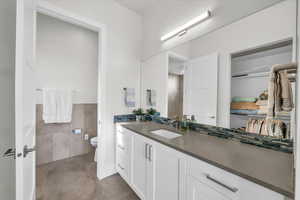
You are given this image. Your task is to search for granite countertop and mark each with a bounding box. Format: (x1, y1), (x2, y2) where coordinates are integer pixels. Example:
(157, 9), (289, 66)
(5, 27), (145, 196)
(121, 121), (294, 198)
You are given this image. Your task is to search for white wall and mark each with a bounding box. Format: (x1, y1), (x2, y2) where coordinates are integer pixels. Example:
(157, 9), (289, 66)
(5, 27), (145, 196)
(189, 0), (296, 127)
(141, 52), (168, 116)
(141, 0), (283, 60)
(141, 0), (296, 127)
(36, 13), (98, 104)
(39, 0), (143, 178)
(0, 1), (16, 199)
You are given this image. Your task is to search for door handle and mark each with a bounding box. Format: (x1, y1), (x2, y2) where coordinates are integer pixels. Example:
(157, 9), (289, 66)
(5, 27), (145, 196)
(23, 145), (36, 158)
(3, 148), (16, 159)
(209, 116), (216, 119)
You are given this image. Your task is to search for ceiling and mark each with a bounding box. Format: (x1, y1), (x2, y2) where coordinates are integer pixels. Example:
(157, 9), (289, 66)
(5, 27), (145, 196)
(114, 0), (154, 14)
(114, 0), (284, 16)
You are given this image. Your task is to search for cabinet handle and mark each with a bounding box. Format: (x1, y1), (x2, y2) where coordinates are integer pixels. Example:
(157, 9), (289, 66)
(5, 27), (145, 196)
(145, 144), (149, 159)
(148, 145), (152, 162)
(118, 164), (124, 170)
(205, 174), (238, 193)
(117, 145), (125, 150)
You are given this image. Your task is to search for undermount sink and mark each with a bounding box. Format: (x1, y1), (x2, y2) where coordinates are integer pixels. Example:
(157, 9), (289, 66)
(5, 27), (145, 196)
(151, 129), (181, 139)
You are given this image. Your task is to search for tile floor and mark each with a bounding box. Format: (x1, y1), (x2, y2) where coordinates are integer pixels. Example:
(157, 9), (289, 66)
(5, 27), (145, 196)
(37, 153), (140, 200)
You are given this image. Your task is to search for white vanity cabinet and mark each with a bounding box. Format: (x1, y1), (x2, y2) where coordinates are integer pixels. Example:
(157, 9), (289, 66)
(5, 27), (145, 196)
(116, 125), (287, 200)
(131, 132), (183, 200)
(115, 125), (132, 184)
(153, 141), (184, 200)
(186, 157), (285, 200)
(131, 133), (154, 200)
(116, 125), (182, 200)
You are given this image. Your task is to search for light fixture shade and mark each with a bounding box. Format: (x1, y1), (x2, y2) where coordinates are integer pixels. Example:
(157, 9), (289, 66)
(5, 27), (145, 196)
(160, 10), (211, 42)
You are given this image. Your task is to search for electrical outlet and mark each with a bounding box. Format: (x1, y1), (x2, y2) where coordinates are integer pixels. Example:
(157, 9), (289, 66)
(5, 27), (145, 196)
(72, 128), (82, 135)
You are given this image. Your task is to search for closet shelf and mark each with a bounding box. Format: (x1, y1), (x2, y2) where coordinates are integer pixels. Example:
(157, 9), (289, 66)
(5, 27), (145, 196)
(232, 72), (269, 79)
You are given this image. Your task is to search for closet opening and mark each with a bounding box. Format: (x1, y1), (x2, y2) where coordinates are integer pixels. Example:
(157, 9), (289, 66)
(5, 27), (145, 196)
(167, 53), (186, 120)
(230, 39), (296, 139)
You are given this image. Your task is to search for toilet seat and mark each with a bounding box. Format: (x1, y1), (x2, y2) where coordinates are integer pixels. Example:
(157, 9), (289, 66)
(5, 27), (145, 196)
(90, 137), (97, 146)
(90, 137), (98, 162)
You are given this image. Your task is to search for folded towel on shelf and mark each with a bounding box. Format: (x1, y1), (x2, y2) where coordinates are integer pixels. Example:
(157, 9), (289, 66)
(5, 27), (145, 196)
(232, 97), (257, 103)
(230, 109), (258, 115)
(256, 100), (268, 106)
(231, 102), (259, 110)
(257, 105), (268, 114)
(43, 89), (73, 124)
(267, 64), (294, 118)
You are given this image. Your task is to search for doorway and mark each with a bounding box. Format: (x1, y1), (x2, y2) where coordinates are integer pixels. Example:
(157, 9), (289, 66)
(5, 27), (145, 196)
(35, 11), (99, 199)
(167, 55), (185, 119)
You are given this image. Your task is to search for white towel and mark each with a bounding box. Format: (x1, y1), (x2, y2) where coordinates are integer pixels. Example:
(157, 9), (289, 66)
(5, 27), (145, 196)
(124, 88), (136, 107)
(42, 89), (73, 123)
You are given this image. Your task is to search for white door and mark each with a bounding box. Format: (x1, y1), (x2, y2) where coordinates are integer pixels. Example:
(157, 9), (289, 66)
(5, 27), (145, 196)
(0, 1), (18, 199)
(15, 0), (37, 200)
(132, 134), (148, 199)
(184, 52), (218, 126)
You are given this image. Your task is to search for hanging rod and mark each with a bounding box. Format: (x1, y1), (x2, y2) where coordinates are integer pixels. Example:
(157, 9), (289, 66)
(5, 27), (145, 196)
(36, 88), (77, 93)
(272, 62), (297, 72)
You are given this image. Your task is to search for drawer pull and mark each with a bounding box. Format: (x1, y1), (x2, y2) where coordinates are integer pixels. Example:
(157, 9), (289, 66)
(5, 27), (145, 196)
(118, 164), (125, 170)
(118, 145), (125, 150)
(205, 174), (238, 193)
(145, 144), (149, 159)
(149, 145), (152, 162)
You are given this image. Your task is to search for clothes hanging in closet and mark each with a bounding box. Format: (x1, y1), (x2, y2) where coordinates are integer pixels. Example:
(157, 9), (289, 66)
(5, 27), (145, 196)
(246, 118), (287, 138)
(267, 64), (294, 119)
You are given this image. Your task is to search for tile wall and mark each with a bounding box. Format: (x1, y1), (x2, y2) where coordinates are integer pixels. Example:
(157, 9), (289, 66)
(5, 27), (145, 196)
(36, 104), (97, 165)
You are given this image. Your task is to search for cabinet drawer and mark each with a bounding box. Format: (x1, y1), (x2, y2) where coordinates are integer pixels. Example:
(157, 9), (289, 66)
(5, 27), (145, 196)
(116, 130), (131, 153)
(189, 158), (240, 200)
(116, 148), (130, 182)
(187, 175), (231, 200)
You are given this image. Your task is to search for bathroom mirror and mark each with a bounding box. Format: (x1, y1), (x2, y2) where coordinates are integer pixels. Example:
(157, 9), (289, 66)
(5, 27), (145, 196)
(140, 0), (297, 140)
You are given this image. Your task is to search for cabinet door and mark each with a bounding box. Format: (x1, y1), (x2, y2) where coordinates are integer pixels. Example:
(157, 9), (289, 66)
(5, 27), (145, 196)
(132, 134), (148, 200)
(187, 176), (230, 200)
(153, 144), (181, 200)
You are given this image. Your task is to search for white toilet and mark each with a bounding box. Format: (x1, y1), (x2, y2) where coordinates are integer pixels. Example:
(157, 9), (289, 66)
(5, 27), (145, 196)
(90, 137), (98, 162)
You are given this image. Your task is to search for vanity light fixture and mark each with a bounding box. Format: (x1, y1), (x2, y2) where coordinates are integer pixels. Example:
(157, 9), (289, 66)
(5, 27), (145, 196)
(160, 10), (211, 42)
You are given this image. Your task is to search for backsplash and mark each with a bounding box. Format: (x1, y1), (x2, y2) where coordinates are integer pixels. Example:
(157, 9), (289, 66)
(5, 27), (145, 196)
(114, 114), (293, 153)
(114, 114), (137, 123)
(36, 104), (97, 165)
